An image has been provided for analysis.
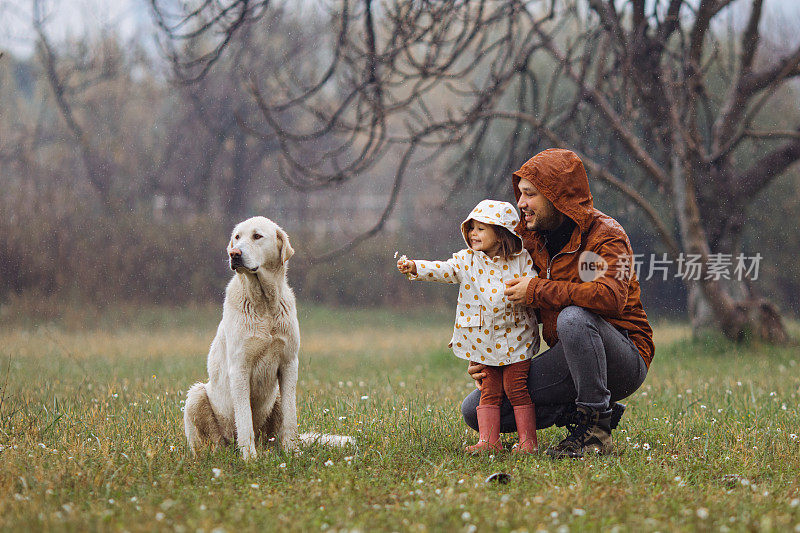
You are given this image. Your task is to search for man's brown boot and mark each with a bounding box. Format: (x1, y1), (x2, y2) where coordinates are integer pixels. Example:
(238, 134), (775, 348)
(545, 405), (613, 459)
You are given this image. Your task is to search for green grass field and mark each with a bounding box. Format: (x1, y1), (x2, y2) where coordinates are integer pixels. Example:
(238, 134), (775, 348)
(1, 304), (799, 532)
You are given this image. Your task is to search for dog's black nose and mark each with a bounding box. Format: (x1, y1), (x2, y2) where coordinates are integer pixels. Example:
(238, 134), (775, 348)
(229, 248), (244, 270)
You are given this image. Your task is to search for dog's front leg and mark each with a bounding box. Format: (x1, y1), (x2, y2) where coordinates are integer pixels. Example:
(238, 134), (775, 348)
(278, 357), (299, 452)
(229, 364), (258, 461)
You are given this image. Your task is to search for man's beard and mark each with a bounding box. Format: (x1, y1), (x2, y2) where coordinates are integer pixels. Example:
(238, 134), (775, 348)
(526, 209), (563, 232)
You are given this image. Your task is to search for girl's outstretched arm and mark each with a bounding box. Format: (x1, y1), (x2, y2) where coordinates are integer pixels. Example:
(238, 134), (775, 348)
(406, 251), (465, 284)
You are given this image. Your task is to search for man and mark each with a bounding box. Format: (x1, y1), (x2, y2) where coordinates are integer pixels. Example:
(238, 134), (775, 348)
(461, 148), (654, 458)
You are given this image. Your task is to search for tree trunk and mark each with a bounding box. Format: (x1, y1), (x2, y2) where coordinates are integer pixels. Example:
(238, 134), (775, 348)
(668, 123), (790, 343)
(687, 274), (789, 343)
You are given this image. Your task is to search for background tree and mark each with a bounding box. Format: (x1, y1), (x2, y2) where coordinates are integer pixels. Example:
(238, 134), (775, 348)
(151, 0), (800, 341)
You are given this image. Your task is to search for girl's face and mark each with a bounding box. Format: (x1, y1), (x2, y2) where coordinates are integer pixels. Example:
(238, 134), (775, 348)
(468, 220), (501, 257)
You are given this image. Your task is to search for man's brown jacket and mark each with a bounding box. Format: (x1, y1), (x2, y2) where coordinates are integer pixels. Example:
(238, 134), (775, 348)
(513, 149), (654, 367)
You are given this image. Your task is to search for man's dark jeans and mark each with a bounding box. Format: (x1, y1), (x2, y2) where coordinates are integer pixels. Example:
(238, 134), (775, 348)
(461, 305), (648, 432)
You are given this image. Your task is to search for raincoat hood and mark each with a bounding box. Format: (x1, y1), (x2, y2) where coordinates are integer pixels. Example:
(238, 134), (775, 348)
(512, 148), (595, 237)
(460, 199), (524, 251)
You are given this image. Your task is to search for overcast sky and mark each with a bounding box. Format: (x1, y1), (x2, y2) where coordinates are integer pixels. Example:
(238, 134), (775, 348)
(1, 0), (799, 59)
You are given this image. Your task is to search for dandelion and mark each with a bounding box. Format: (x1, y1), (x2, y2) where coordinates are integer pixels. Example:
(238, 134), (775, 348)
(212, 468), (222, 478)
(696, 508), (709, 519)
(790, 498), (799, 508)
(155, 512), (165, 521)
(461, 511), (471, 521)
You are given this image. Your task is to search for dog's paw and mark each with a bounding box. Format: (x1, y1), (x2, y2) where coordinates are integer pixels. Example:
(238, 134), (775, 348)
(240, 443), (258, 461)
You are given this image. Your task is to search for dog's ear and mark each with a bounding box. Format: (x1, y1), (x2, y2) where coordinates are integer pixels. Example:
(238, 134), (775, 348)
(277, 227), (294, 263)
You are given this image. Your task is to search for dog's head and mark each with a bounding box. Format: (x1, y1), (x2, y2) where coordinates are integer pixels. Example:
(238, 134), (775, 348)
(227, 217), (294, 274)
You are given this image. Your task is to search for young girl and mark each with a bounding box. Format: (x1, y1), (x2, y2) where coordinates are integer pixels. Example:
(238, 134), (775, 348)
(397, 199), (540, 454)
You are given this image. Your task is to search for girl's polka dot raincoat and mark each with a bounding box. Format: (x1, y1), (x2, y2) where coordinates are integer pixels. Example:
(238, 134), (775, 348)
(408, 199), (540, 366)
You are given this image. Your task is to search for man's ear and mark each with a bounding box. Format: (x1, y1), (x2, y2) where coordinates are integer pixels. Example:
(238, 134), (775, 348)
(277, 227), (294, 263)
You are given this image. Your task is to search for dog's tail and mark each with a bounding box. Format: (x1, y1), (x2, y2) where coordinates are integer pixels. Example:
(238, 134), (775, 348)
(299, 432), (355, 447)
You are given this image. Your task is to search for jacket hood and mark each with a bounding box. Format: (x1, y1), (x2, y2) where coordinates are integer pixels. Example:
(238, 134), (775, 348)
(460, 199), (524, 251)
(512, 149), (595, 236)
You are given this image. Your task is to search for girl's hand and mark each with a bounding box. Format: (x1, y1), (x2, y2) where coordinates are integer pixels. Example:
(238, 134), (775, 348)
(397, 258), (417, 275)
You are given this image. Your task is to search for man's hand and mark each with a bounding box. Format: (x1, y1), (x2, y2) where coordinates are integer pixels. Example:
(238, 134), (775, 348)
(504, 276), (532, 305)
(467, 361), (487, 390)
(396, 258), (417, 275)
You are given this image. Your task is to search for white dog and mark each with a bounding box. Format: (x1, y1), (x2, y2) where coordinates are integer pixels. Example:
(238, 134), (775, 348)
(184, 216), (353, 459)
(184, 216), (302, 460)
